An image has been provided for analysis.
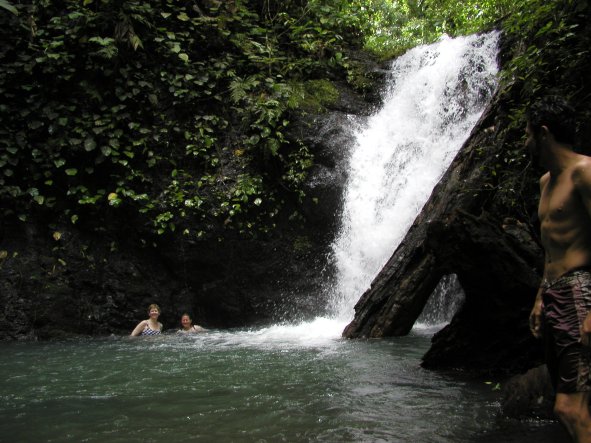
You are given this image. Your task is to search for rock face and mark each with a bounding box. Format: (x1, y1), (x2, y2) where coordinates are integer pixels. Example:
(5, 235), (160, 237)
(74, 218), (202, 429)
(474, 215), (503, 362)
(342, 90), (546, 374)
(0, 221), (186, 339)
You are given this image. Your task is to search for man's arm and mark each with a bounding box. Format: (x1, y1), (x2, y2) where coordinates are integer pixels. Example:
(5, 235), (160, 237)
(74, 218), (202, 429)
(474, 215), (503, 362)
(573, 159), (591, 344)
(530, 174), (548, 339)
(573, 158), (591, 218)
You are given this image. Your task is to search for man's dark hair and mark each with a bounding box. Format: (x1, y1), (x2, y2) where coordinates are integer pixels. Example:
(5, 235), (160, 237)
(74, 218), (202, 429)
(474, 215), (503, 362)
(527, 95), (576, 145)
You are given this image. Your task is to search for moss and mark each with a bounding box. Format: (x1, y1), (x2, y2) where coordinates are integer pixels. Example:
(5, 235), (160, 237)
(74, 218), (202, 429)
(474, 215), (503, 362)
(290, 79), (339, 113)
(293, 235), (313, 253)
(344, 59), (378, 93)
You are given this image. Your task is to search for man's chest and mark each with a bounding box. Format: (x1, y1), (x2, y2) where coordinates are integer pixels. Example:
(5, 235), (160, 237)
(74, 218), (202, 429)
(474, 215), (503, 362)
(539, 178), (579, 223)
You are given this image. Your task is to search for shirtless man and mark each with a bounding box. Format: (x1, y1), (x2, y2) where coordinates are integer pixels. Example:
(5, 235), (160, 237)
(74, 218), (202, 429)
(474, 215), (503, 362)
(527, 96), (591, 442)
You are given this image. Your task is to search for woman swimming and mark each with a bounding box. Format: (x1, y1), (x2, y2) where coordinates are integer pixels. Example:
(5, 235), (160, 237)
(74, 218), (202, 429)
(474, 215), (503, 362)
(130, 304), (163, 336)
(177, 313), (206, 333)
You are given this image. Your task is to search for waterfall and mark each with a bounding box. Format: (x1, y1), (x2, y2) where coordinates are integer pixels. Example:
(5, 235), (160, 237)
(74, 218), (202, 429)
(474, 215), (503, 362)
(415, 274), (466, 329)
(328, 31), (500, 323)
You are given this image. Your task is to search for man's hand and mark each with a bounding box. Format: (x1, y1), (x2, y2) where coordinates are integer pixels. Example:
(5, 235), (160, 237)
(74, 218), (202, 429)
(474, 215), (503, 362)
(581, 312), (591, 346)
(529, 295), (543, 339)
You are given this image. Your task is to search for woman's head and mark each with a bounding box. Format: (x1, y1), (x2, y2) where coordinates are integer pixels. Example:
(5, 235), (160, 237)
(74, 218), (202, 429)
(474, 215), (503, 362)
(147, 304), (161, 316)
(180, 313), (192, 329)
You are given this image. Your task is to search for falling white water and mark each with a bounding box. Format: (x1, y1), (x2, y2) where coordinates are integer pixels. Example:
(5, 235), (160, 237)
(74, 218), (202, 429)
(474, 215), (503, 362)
(328, 31), (500, 322)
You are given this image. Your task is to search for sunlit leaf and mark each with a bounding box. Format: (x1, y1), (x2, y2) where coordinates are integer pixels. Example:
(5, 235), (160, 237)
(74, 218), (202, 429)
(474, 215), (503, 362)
(84, 138), (96, 151)
(0, 0), (18, 15)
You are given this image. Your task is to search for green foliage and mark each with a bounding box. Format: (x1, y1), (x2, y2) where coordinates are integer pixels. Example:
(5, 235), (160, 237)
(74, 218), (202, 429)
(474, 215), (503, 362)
(346, 0), (515, 58)
(288, 79), (339, 113)
(0, 0), (17, 15)
(501, 0), (586, 100)
(7, 0), (571, 238)
(485, 0), (591, 219)
(484, 380), (501, 391)
(0, 0), (366, 238)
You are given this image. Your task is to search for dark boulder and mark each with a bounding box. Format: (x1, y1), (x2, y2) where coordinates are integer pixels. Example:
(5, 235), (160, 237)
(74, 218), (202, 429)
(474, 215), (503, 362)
(500, 365), (555, 420)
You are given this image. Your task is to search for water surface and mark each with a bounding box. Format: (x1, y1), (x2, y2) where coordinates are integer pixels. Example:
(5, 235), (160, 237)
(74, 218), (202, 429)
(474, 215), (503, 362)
(0, 322), (567, 442)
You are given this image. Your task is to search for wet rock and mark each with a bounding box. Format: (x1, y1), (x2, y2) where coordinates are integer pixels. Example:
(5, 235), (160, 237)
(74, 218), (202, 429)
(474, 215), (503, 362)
(501, 365), (555, 420)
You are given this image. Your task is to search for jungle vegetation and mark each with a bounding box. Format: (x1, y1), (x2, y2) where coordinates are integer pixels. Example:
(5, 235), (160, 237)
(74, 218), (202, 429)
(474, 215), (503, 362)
(0, 0), (587, 240)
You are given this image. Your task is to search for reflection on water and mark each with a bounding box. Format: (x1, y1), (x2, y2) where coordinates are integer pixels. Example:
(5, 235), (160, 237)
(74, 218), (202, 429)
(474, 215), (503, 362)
(0, 325), (566, 443)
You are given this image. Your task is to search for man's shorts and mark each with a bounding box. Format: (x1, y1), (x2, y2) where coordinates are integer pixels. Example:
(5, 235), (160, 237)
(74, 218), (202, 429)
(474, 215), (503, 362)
(542, 268), (591, 393)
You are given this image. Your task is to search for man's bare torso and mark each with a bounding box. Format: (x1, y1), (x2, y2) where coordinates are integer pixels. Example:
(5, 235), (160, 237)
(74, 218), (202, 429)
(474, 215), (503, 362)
(539, 157), (591, 282)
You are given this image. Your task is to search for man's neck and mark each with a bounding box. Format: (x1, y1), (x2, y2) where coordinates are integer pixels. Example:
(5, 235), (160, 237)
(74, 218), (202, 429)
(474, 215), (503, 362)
(543, 142), (576, 176)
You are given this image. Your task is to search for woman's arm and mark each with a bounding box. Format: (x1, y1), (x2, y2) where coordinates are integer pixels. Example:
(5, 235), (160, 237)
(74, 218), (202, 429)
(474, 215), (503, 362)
(130, 320), (147, 336)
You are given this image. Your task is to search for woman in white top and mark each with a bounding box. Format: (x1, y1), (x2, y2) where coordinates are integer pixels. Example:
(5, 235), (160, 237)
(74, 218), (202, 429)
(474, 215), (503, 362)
(178, 313), (206, 333)
(130, 304), (163, 336)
